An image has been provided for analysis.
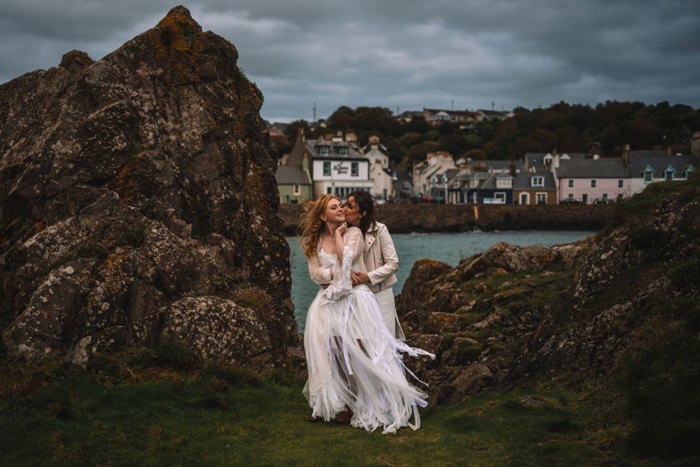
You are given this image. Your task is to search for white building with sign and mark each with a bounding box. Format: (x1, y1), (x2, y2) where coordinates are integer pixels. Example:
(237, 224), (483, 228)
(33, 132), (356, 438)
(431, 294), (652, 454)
(283, 132), (373, 199)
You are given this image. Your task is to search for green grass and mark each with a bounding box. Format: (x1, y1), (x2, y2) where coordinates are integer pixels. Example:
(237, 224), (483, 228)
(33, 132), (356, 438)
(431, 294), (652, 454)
(0, 352), (626, 467)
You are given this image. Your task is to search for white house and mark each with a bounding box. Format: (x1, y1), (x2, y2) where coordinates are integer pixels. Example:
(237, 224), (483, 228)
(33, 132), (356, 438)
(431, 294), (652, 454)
(304, 138), (373, 199)
(628, 151), (697, 195)
(412, 152), (456, 195)
(362, 136), (395, 202)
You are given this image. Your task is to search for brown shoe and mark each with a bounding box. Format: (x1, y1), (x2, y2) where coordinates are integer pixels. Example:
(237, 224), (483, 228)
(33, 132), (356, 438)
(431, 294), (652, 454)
(336, 407), (353, 425)
(308, 414), (323, 422)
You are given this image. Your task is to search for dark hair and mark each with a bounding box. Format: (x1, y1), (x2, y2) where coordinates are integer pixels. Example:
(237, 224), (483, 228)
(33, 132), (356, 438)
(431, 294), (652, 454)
(347, 190), (377, 236)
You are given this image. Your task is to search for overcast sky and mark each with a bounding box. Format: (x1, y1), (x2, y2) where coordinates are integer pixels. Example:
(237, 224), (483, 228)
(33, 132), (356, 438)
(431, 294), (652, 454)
(1, 1), (699, 123)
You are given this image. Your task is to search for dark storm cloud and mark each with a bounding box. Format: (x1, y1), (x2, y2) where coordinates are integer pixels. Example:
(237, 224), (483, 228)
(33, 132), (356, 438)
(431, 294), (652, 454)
(1, 0), (698, 122)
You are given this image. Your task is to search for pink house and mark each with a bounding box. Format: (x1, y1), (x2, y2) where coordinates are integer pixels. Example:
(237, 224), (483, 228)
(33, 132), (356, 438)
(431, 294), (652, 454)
(556, 159), (631, 204)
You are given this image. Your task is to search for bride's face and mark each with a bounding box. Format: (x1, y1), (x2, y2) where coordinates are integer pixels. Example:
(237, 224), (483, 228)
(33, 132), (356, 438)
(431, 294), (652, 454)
(344, 196), (363, 227)
(322, 198), (345, 224)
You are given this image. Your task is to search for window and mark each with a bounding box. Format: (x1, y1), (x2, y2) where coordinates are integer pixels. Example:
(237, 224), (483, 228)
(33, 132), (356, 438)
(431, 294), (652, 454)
(531, 176), (544, 187)
(568, 180), (574, 188)
(351, 162), (358, 177)
(591, 180), (596, 188)
(496, 177), (512, 188)
(603, 193), (608, 200)
(644, 171), (653, 182)
(337, 146), (348, 156)
(568, 193), (574, 200)
(327, 187), (332, 194)
(318, 146), (330, 155)
(536, 193), (547, 204)
(495, 192), (506, 202)
(323, 161), (330, 176)
(582, 194), (588, 204)
(618, 180), (623, 188)
(520, 193), (529, 205)
(293, 184), (301, 195)
(665, 171), (674, 181)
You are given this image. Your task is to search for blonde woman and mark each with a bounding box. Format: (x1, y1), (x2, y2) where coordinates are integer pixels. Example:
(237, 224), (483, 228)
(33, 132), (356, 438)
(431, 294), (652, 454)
(299, 194), (433, 434)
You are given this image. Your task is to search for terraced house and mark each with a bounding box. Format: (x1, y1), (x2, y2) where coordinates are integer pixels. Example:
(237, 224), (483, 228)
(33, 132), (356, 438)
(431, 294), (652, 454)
(555, 158), (631, 204)
(624, 149), (697, 196)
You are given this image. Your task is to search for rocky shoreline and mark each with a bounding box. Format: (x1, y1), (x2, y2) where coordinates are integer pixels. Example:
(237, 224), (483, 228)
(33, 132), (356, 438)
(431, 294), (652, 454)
(393, 185), (700, 407)
(278, 203), (613, 235)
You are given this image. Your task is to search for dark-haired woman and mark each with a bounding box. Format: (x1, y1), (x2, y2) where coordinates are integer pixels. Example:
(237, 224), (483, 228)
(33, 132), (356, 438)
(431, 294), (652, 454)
(344, 190), (405, 340)
(299, 194), (433, 434)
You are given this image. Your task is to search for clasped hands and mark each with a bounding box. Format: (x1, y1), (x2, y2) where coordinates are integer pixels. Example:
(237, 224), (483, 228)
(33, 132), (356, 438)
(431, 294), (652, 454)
(322, 271), (369, 289)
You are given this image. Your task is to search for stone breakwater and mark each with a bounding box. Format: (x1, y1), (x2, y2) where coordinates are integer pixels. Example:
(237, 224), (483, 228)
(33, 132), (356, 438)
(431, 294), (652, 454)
(278, 203), (614, 235)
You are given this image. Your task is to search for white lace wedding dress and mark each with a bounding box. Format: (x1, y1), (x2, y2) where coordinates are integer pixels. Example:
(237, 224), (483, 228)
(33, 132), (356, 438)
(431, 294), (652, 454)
(303, 227), (434, 434)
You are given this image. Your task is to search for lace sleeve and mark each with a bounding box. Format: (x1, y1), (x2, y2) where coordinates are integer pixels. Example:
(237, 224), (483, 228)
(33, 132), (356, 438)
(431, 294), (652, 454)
(343, 227), (364, 263)
(308, 252), (332, 284)
(322, 227), (364, 301)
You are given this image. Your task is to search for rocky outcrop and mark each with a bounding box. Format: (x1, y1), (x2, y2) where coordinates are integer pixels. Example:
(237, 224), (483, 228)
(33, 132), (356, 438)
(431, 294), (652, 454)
(397, 238), (594, 406)
(516, 190), (700, 380)
(0, 7), (294, 370)
(278, 203), (613, 235)
(398, 186), (700, 405)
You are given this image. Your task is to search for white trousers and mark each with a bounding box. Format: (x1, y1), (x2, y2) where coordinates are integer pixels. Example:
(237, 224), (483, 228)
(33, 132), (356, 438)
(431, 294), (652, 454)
(374, 287), (406, 341)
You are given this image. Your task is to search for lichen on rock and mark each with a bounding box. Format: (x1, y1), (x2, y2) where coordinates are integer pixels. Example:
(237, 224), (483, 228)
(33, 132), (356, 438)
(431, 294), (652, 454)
(0, 6), (294, 369)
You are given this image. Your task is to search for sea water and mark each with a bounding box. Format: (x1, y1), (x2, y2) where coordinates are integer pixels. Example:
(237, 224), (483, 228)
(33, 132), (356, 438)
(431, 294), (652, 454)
(287, 230), (594, 332)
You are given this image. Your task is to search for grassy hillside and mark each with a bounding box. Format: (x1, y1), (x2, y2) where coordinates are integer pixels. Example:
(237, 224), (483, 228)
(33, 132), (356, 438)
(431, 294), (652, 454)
(1, 344), (626, 466)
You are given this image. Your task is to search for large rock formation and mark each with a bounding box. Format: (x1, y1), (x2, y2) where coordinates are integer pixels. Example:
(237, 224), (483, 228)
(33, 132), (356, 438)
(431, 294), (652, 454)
(397, 239), (595, 406)
(0, 6), (295, 370)
(398, 184), (700, 406)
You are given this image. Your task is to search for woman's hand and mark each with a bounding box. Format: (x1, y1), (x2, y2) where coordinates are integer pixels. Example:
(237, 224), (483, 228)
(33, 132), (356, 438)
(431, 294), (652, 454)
(351, 271), (370, 287)
(335, 222), (347, 237)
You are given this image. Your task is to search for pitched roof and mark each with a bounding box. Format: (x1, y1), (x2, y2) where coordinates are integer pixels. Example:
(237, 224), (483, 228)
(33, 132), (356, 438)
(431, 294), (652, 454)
(513, 172), (556, 190)
(557, 159), (628, 178)
(362, 143), (388, 155)
(465, 160), (524, 172)
(275, 166), (311, 185)
(424, 109), (476, 118)
(630, 154), (698, 177)
(526, 152), (587, 171)
(304, 139), (364, 160)
(477, 109), (511, 117)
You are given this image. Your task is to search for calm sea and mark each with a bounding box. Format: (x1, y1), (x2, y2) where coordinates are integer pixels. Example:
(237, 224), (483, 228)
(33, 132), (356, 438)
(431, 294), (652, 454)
(287, 231), (594, 332)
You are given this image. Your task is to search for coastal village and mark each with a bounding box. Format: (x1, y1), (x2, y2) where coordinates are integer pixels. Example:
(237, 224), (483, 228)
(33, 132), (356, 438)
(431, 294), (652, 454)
(274, 107), (700, 206)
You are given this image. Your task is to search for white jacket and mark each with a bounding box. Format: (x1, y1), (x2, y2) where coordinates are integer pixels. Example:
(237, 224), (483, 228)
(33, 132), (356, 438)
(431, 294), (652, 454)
(364, 222), (398, 292)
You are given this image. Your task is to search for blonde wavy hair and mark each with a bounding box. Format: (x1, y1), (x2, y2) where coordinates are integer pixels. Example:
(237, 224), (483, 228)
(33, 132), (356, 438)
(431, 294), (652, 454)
(299, 193), (341, 259)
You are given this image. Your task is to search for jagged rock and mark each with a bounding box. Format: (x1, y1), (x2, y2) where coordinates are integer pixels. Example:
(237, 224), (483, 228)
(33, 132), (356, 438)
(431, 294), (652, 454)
(424, 312), (460, 334)
(398, 190), (700, 405)
(396, 259), (451, 312)
(458, 241), (591, 282)
(160, 296), (273, 370)
(0, 6), (295, 366)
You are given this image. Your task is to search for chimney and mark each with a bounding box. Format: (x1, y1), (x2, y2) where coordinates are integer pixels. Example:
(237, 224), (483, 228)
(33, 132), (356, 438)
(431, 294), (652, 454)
(298, 127), (305, 143)
(667, 146), (672, 156)
(622, 144), (631, 167)
(509, 160), (516, 177)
